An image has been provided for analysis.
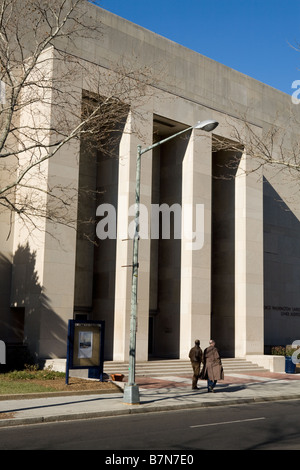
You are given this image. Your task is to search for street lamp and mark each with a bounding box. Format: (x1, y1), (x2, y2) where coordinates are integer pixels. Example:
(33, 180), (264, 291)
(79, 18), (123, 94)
(123, 119), (219, 405)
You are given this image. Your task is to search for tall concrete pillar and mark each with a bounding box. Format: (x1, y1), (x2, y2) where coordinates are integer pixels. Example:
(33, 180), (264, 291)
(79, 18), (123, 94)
(235, 152), (264, 356)
(38, 133), (81, 358)
(180, 130), (212, 358)
(0, 155), (15, 344)
(10, 47), (82, 359)
(113, 109), (153, 361)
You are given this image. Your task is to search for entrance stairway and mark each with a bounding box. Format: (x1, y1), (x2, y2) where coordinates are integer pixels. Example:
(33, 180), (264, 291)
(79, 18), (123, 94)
(104, 357), (268, 378)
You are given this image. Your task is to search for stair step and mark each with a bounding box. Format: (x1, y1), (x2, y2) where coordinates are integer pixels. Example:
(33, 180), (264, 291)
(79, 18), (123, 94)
(103, 358), (268, 377)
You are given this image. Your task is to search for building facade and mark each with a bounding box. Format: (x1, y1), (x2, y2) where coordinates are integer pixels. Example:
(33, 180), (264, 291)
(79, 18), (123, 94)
(1, 4), (300, 365)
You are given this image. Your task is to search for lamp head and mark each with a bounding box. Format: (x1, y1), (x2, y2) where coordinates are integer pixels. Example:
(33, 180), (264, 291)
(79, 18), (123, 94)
(194, 119), (219, 132)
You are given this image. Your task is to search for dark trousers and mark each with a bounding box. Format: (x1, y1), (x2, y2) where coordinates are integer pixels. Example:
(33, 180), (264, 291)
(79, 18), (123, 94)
(208, 379), (217, 390)
(191, 362), (201, 388)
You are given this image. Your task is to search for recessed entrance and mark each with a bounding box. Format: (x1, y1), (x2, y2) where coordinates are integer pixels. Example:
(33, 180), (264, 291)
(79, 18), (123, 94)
(211, 148), (241, 357)
(149, 116), (189, 358)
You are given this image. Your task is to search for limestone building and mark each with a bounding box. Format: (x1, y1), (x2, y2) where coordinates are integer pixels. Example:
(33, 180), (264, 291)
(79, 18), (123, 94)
(1, 3), (300, 367)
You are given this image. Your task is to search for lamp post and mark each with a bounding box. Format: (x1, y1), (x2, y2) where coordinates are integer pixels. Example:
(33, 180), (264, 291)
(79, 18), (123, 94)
(123, 119), (219, 405)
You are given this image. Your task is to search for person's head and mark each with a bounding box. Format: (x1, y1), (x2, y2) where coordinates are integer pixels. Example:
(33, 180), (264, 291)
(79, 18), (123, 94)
(209, 339), (215, 347)
(195, 339), (200, 346)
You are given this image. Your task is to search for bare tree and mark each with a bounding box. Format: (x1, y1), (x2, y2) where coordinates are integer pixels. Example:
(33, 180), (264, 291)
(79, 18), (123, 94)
(212, 36), (300, 183)
(213, 109), (300, 186)
(0, 0), (154, 236)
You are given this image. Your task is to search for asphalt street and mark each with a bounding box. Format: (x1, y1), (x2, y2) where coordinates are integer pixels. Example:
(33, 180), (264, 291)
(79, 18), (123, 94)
(1, 399), (300, 450)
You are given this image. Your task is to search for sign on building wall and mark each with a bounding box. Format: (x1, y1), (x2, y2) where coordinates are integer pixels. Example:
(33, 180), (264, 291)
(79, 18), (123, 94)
(66, 320), (105, 384)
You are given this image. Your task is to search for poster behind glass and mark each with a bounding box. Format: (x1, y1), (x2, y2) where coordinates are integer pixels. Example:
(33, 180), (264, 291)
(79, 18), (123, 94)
(73, 324), (101, 367)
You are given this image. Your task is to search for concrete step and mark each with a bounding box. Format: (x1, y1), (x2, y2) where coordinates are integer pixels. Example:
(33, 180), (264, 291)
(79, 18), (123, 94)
(103, 358), (268, 378)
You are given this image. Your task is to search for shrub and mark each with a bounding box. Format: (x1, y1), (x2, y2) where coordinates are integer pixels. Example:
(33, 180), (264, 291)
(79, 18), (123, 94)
(271, 345), (299, 358)
(271, 346), (286, 356)
(5, 366), (65, 381)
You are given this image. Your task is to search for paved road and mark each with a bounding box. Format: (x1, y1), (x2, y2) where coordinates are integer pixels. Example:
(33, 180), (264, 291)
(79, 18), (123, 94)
(1, 399), (300, 450)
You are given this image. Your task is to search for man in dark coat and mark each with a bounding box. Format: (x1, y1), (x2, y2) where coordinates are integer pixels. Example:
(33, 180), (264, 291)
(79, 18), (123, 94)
(188, 340), (203, 390)
(200, 339), (224, 392)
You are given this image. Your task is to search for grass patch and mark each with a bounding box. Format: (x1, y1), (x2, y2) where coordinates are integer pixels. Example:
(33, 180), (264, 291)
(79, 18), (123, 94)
(0, 365), (120, 395)
(0, 365), (65, 395)
(0, 380), (58, 395)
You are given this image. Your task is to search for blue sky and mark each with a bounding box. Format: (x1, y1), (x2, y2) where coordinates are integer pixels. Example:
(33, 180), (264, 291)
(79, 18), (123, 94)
(91, 0), (300, 96)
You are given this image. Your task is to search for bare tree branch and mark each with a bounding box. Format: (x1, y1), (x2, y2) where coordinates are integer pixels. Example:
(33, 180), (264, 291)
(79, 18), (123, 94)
(213, 110), (300, 185)
(0, 0), (157, 236)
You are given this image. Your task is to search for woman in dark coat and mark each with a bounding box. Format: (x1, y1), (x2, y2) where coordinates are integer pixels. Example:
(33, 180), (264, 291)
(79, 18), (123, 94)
(200, 340), (224, 392)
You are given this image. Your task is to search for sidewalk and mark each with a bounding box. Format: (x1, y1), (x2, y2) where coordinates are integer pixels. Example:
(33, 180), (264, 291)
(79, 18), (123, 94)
(1, 370), (300, 427)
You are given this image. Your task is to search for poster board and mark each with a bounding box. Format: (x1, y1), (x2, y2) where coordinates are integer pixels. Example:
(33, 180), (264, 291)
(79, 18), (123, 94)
(66, 320), (105, 384)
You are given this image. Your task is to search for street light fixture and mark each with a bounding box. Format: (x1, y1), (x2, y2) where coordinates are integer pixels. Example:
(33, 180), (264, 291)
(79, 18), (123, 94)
(123, 119), (219, 405)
